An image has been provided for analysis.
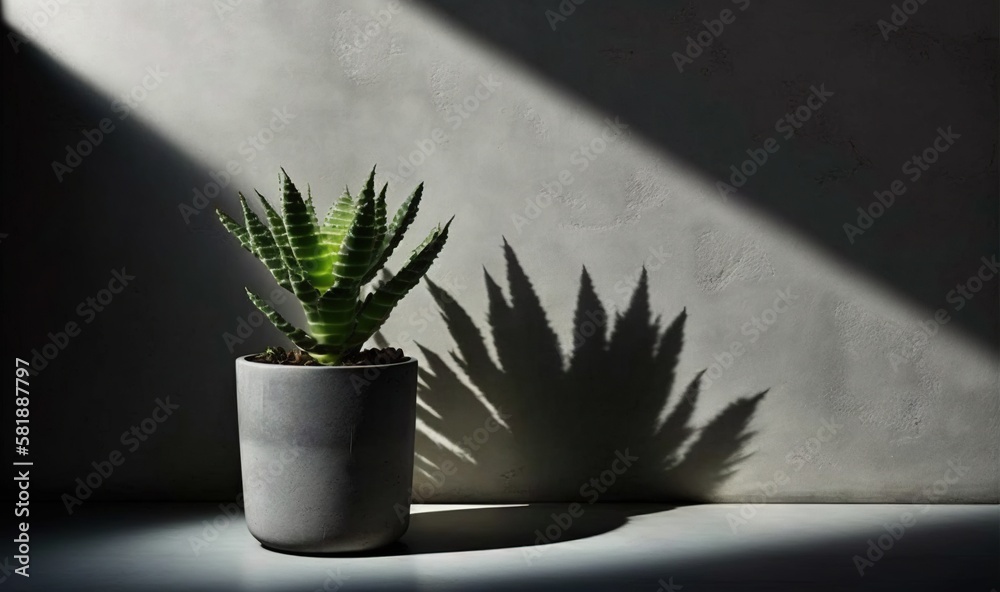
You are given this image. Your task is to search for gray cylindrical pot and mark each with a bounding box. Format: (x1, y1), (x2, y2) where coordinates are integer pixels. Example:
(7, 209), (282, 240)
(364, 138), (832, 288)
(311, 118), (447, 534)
(235, 355), (417, 553)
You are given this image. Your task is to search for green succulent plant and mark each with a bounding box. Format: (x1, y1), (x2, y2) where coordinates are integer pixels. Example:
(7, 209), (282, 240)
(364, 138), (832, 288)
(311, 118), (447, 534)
(217, 166), (452, 365)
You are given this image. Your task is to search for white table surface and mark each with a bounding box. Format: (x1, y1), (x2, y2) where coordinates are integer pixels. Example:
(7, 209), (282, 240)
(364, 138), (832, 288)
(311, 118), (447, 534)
(17, 502), (999, 591)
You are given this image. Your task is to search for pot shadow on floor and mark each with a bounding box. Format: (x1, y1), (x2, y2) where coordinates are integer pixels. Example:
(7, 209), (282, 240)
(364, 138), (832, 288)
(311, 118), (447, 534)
(263, 503), (672, 557)
(400, 504), (642, 554)
(399, 241), (767, 505)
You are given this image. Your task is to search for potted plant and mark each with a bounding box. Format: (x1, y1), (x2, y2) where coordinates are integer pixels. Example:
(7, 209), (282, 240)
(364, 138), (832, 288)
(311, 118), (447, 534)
(217, 166), (451, 553)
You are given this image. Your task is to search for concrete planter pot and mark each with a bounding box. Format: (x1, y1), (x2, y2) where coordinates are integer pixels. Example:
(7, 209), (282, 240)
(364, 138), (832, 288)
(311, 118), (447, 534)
(235, 355), (418, 553)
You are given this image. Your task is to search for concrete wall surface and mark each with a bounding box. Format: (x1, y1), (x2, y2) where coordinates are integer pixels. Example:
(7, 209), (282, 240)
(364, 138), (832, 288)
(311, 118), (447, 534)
(2, 0), (997, 504)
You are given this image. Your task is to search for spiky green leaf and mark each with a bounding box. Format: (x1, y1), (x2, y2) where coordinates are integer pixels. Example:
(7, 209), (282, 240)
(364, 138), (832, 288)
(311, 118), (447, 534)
(331, 168), (378, 288)
(217, 209), (252, 253)
(239, 193), (291, 291)
(256, 191), (296, 273)
(257, 190), (318, 303)
(309, 284), (361, 350)
(305, 184), (318, 227)
(364, 182), (422, 283)
(246, 288), (318, 352)
(319, 187), (355, 273)
(347, 218), (452, 348)
(280, 169), (327, 291)
(373, 182), (388, 254)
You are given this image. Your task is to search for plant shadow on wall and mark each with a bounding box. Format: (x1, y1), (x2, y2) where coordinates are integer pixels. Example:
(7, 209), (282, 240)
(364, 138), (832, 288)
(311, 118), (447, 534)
(399, 241), (766, 503)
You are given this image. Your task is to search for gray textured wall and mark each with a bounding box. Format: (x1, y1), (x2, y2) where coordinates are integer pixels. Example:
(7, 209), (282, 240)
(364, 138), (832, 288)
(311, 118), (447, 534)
(2, 0), (997, 505)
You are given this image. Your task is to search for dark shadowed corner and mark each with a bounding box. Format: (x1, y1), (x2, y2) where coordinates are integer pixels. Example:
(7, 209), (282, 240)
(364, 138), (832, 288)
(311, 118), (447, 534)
(1, 17), (279, 502)
(410, 0), (999, 352)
